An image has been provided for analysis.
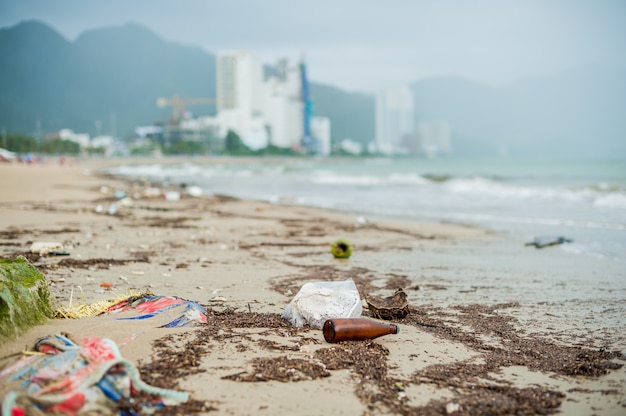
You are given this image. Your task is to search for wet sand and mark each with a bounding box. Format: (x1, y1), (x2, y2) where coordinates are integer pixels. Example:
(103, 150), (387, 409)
(0, 157), (624, 415)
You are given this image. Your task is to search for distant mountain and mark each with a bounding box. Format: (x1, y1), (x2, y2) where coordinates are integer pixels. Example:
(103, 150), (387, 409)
(1, 20), (624, 157)
(0, 20), (216, 137)
(309, 83), (375, 145)
(411, 67), (626, 157)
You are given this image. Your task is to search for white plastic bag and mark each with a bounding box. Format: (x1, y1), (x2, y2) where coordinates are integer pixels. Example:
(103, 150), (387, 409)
(282, 278), (362, 328)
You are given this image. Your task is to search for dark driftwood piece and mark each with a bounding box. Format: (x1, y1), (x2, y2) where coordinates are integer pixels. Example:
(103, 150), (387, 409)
(366, 288), (409, 320)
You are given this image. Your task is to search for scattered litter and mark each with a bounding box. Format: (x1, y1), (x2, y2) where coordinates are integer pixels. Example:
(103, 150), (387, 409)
(163, 191), (181, 201)
(323, 317), (399, 342)
(0, 334), (189, 415)
(118, 197), (133, 207)
(56, 289), (207, 329)
(131, 271), (145, 276)
(282, 278), (362, 328)
(100, 281), (113, 289)
(114, 190), (127, 199)
(209, 296), (227, 303)
(525, 236), (573, 249)
(56, 289), (144, 319)
(186, 186), (203, 197)
(331, 238), (353, 259)
(29, 241), (64, 255)
(107, 203), (118, 215)
(143, 187), (161, 198)
(366, 288), (410, 320)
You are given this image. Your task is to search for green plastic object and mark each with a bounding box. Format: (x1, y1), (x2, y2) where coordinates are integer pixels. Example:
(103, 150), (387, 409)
(331, 238), (353, 259)
(0, 256), (55, 343)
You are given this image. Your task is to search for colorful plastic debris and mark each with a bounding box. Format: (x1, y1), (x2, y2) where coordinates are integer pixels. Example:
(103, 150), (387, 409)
(105, 294), (208, 328)
(0, 334), (189, 415)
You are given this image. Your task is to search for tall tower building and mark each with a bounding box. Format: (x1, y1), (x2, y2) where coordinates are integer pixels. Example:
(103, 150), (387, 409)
(262, 59), (304, 149)
(375, 86), (415, 155)
(216, 51), (267, 149)
(216, 51), (264, 114)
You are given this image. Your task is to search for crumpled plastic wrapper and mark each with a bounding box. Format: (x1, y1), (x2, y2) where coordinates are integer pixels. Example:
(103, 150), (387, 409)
(282, 278), (362, 328)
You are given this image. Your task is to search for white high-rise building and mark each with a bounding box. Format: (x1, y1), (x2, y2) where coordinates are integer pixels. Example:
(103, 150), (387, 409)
(375, 86), (415, 155)
(214, 51), (306, 150)
(263, 59), (304, 149)
(216, 51), (264, 114)
(311, 116), (331, 156)
(216, 51), (268, 150)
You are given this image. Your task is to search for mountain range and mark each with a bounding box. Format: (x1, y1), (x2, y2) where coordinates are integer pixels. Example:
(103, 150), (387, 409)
(1, 20), (625, 157)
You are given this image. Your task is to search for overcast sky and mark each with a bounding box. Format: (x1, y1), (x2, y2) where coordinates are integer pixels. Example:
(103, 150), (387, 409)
(1, 0), (625, 93)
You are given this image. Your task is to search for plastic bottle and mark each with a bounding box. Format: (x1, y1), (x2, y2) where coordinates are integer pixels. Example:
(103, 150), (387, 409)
(322, 318), (399, 343)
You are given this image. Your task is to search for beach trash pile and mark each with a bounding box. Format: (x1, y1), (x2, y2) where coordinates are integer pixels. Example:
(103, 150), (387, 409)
(0, 334), (189, 415)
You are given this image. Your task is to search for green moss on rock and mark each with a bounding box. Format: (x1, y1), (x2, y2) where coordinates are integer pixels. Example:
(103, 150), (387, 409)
(0, 256), (54, 344)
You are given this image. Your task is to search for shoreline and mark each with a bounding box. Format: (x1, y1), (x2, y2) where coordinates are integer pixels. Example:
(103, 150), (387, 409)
(1, 158), (625, 415)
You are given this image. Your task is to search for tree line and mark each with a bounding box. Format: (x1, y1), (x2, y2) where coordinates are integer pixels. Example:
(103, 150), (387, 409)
(1, 133), (81, 155)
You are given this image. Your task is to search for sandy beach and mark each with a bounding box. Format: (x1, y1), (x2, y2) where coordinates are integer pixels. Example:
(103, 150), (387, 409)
(0, 157), (624, 415)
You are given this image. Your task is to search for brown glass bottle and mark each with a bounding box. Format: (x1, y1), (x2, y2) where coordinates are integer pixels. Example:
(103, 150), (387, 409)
(323, 318), (399, 343)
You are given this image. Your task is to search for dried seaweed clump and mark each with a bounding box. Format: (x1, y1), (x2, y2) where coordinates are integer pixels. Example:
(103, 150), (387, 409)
(223, 356), (330, 382)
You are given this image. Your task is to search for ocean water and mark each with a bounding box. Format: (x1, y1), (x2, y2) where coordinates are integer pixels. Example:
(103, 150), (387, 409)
(108, 156), (626, 262)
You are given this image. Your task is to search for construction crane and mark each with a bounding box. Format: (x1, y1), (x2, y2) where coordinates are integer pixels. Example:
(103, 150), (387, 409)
(156, 95), (217, 123)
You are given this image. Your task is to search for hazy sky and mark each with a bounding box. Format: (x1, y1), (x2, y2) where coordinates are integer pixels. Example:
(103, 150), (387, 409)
(1, 0), (625, 93)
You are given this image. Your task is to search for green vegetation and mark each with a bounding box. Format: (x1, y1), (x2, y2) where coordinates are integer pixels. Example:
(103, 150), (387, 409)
(0, 257), (55, 343)
(1, 133), (80, 155)
(86, 146), (106, 156)
(39, 138), (80, 155)
(0, 130), (306, 158)
(126, 132), (303, 157)
(163, 140), (205, 155)
(224, 130), (254, 155)
(1, 133), (38, 153)
(257, 144), (300, 157)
